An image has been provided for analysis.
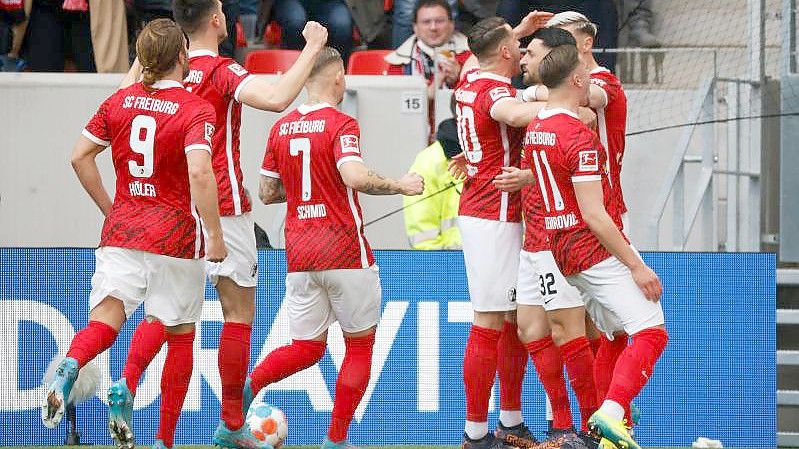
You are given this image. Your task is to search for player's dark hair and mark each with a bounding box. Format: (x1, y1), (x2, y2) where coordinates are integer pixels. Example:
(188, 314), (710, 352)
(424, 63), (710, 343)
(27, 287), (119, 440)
(539, 44), (580, 89)
(309, 47), (343, 79)
(531, 27), (576, 50)
(172, 0), (217, 35)
(137, 19), (186, 87)
(467, 17), (510, 61)
(413, 0), (453, 23)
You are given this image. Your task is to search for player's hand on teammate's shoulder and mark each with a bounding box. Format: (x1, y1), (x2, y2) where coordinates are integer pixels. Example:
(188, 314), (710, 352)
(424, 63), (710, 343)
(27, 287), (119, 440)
(448, 152), (468, 181)
(631, 263), (663, 302)
(493, 166), (533, 192)
(302, 21), (328, 50)
(399, 172), (424, 196)
(205, 235), (228, 263)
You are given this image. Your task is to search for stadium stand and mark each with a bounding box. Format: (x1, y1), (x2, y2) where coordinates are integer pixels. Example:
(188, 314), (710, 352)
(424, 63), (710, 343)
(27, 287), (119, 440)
(346, 49), (391, 75)
(244, 49), (301, 74)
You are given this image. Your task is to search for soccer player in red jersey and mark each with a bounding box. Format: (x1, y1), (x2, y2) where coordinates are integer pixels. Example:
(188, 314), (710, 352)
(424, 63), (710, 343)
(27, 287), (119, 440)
(116, 1), (328, 445)
(525, 44), (667, 449)
(493, 27), (603, 449)
(528, 11), (634, 428)
(252, 47), (424, 449)
(40, 19), (225, 449)
(453, 15), (562, 449)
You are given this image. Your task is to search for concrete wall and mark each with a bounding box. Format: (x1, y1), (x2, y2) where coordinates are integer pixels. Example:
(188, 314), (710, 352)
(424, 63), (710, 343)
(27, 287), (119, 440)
(0, 73), (696, 249)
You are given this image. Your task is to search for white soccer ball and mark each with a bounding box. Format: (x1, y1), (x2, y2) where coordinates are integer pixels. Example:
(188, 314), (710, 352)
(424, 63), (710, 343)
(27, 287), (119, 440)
(246, 401), (288, 448)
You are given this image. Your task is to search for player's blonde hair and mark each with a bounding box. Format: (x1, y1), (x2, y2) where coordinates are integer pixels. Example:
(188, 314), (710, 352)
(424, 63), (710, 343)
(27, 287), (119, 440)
(309, 47), (343, 80)
(546, 11), (598, 39)
(136, 19), (186, 87)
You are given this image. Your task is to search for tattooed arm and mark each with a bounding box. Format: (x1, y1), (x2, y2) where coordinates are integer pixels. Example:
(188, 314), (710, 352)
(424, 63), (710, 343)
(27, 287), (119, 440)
(259, 175), (286, 204)
(338, 161), (424, 196)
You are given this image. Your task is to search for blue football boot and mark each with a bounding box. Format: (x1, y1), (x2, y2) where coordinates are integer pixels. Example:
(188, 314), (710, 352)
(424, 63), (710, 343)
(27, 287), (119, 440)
(41, 357), (78, 428)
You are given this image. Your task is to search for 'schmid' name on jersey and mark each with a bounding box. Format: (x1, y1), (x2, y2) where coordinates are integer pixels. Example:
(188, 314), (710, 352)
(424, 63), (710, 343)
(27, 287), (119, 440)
(122, 95), (180, 115)
(297, 203), (327, 220)
(278, 119), (326, 136)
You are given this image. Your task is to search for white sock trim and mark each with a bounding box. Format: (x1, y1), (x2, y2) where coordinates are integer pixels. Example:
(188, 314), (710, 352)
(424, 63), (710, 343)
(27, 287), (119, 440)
(465, 421), (489, 440)
(499, 410), (523, 428)
(600, 400), (625, 421)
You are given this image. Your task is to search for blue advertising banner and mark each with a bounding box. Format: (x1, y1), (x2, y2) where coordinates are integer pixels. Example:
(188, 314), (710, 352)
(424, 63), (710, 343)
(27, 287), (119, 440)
(0, 249), (775, 447)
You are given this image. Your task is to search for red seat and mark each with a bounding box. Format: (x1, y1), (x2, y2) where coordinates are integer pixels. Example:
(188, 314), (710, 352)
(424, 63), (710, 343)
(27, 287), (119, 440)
(245, 49), (301, 74)
(347, 50), (392, 75)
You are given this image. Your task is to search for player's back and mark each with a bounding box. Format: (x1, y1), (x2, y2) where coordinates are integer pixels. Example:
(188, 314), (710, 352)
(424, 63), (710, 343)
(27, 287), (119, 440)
(526, 108), (621, 275)
(454, 70), (524, 222)
(84, 81), (215, 259)
(185, 50), (255, 216)
(262, 104), (374, 272)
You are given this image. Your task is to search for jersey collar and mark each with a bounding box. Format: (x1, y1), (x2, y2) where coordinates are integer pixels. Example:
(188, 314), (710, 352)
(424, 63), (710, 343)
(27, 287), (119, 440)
(466, 70), (511, 85)
(150, 80), (185, 90)
(590, 66), (610, 74)
(537, 107), (579, 120)
(298, 103), (333, 115)
(188, 49), (218, 58)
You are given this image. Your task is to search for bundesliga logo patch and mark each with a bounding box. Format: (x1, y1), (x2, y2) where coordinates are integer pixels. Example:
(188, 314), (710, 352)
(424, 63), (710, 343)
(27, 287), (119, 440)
(579, 150), (598, 172)
(489, 86), (510, 101)
(340, 135), (360, 154)
(227, 63), (248, 77)
(204, 123), (215, 144)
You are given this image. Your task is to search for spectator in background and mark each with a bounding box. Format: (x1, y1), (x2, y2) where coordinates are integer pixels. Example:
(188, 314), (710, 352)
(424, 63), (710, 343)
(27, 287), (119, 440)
(391, 0), (456, 48)
(271, 0), (353, 62)
(403, 98), (462, 250)
(385, 0), (470, 97)
(0, 0), (29, 71)
(88, 0), (128, 72)
(497, 0), (618, 69)
(622, 0), (659, 48)
(23, 0), (95, 71)
(218, 0), (237, 57)
(240, 0), (258, 42)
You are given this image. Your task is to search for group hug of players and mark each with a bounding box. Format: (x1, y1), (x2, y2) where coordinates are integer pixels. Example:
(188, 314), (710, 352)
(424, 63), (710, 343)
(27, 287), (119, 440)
(39, 2), (667, 449)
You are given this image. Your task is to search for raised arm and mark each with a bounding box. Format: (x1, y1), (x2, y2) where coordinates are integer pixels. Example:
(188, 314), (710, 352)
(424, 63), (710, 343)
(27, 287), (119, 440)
(238, 22), (328, 112)
(338, 161), (424, 196)
(71, 135), (112, 216)
(525, 83), (608, 109)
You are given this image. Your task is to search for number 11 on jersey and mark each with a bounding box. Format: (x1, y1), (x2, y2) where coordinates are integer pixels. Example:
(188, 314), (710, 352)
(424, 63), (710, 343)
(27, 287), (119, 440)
(290, 137), (312, 201)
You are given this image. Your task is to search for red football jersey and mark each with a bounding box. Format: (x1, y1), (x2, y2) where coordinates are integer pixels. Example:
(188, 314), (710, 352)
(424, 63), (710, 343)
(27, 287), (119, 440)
(525, 108), (624, 275)
(184, 50), (255, 216)
(519, 150), (548, 253)
(260, 103), (375, 272)
(454, 70), (524, 222)
(590, 67), (628, 216)
(82, 80), (216, 259)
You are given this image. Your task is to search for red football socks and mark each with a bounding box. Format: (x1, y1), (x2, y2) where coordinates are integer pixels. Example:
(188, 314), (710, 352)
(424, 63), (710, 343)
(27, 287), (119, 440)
(463, 325), (501, 423)
(122, 319), (166, 396)
(497, 321), (527, 419)
(219, 322), (252, 431)
(328, 333), (375, 443)
(594, 333), (628, 403)
(605, 328), (668, 410)
(157, 330), (195, 448)
(560, 336), (598, 431)
(250, 339), (327, 395)
(525, 336), (572, 430)
(66, 320), (118, 368)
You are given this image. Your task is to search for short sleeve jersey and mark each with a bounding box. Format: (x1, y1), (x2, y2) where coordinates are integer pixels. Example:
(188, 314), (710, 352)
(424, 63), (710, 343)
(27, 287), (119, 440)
(454, 70), (524, 222)
(260, 103), (375, 272)
(82, 80), (216, 259)
(184, 50), (256, 216)
(525, 108), (624, 275)
(590, 68), (628, 216)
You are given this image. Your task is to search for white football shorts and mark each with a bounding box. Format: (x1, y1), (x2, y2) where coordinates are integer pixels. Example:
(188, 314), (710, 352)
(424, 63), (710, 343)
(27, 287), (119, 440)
(458, 215), (522, 312)
(567, 252), (664, 337)
(285, 265), (382, 340)
(516, 250), (585, 311)
(206, 212), (258, 288)
(89, 246), (205, 326)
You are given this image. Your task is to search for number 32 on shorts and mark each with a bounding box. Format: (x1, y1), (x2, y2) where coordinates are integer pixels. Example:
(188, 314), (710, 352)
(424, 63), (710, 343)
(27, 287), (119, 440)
(539, 273), (557, 296)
